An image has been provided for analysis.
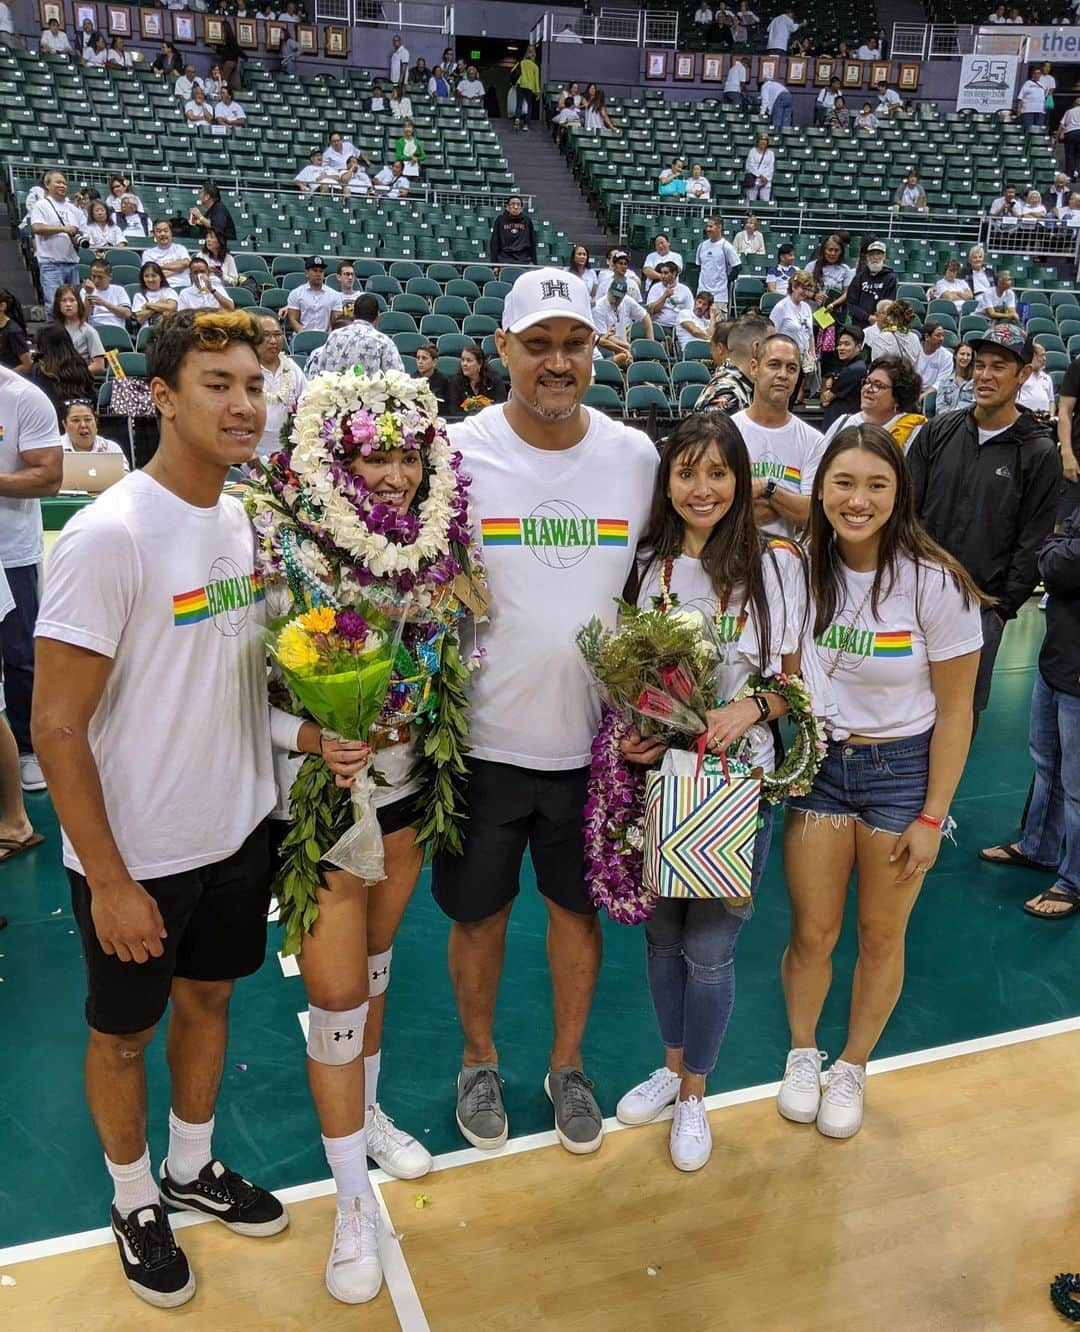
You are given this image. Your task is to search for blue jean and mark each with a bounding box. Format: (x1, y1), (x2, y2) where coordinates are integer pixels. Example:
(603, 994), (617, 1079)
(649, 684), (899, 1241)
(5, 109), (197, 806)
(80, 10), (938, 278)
(0, 563), (40, 753)
(644, 805), (773, 1075)
(770, 91), (793, 130)
(1020, 112), (1044, 130)
(1018, 671), (1080, 898)
(787, 729), (931, 835)
(515, 87), (535, 127)
(38, 260), (78, 311)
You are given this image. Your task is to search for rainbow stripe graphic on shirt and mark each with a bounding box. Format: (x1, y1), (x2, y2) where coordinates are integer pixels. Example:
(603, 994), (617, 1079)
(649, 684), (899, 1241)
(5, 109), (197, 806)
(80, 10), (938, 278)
(480, 518), (522, 546)
(480, 515), (629, 549)
(752, 460), (801, 487)
(767, 537), (803, 559)
(173, 572), (264, 626)
(872, 631), (913, 657)
(782, 465), (801, 485)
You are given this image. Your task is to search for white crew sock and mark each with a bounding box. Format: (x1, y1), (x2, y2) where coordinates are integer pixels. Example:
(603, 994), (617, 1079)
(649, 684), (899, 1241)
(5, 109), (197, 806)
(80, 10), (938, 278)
(167, 1110), (215, 1184)
(106, 1146), (158, 1216)
(364, 1050), (381, 1112)
(322, 1127), (376, 1204)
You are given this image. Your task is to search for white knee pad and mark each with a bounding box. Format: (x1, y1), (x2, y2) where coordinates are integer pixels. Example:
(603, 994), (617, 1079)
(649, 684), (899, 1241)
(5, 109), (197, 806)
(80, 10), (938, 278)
(368, 948), (392, 997)
(306, 1002), (367, 1066)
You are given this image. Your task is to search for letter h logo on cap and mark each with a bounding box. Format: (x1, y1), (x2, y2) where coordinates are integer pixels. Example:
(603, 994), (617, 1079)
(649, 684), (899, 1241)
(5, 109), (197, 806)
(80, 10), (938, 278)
(540, 278), (571, 301)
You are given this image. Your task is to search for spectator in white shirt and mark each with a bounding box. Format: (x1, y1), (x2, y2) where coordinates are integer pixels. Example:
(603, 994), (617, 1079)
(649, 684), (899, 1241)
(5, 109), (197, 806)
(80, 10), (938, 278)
(61, 400), (127, 462)
(685, 164), (711, 200)
(766, 7), (800, 50)
(185, 84), (215, 132)
(82, 259), (132, 330)
(174, 65), (203, 101)
(989, 186), (1022, 221)
(214, 87), (247, 133)
(373, 161), (410, 198)
(863, 299), (922, 367)
(855, 103), (879, 132)
(1037, 61), (1057, 106)
(84, 201), (125, 250)
(724, 56), (749, 108)
(856, 41), (881, 59)
(592, 278), (651, 368)
(1020, 189), (1048, 222)
(976, 271), (1018, 320)
(30, 170), (85, 311)
(144, 219), (192, 289)
(322, 131), (366, 174)
(733, 214), (765, 256)
(915, 322), (953, 394)
(456, 65), (485, 101)
(1016, 341), (1055, 414)
(745, 134), (775, 202)
(893, 169), (928, 211)
(646, 261), (695, 346)
(107, 35), (133, 68)
(875, 81), (902, 117)
(695, 216), (741, 315)
(339, 157), (375, 198)
(642, 233), (684, 284)
(815, 77), (842, 125)
(553, 24), (583, 42)
(595, 249), (643, 302)
(1016, 66), (1048, 129)
(295, 150), (336, 193)
(82, 32), (108, 66)
(987, 3), (1007, 19)
(693, 3), (713, 25)
(761, 79), (793, 130)
(389, 34), (409, 85)
(285, 256), (344, 333)
(115, 195), (152, 238)
(40, 19), (70, 53)
(927, 258), (973, 313)
(176, 257), (236, 311)
(255, 314), (306, 459)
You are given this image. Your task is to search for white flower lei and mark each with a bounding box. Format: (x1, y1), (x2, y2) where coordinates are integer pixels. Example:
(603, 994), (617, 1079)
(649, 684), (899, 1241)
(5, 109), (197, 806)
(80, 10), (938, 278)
(262, 369), (461, 590)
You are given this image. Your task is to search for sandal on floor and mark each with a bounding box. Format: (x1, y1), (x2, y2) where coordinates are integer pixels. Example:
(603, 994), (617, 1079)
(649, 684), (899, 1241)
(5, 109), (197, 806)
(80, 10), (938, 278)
(978, 842), (1056, 872)
(0, 833), (44, 864)
(1023, 886), (1080, 920)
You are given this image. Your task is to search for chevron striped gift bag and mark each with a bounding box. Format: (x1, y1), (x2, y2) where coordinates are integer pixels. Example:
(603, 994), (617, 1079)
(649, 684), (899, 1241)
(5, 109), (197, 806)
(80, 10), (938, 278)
(643, 748), (760, 901)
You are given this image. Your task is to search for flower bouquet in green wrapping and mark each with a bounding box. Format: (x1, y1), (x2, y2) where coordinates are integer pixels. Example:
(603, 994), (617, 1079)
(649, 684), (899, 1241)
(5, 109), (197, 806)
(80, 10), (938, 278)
(269, 604), (403, 943)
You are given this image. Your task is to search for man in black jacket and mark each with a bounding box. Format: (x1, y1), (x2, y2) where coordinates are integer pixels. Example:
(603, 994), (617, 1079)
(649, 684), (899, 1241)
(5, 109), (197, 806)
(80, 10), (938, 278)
(188, 182), (236, 243)
(844, 240), (897, 328)
(489, 195), (536, 265)
(907, 324), (1061, 720)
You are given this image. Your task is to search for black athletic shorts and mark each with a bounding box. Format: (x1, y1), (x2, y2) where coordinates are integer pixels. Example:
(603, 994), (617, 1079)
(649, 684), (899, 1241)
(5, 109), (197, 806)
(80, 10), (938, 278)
(68, 822), (272, 1036)
(431, 758), (593, 923)
(266, 792), (420, 866)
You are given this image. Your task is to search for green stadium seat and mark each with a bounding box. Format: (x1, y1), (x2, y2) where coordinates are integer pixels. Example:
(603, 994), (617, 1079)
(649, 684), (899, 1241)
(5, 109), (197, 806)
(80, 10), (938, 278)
(292, 331), (327, 355)
(593, 360), (624, 388)
(583, 384), (624, 413)
(625, 384), (669, 416)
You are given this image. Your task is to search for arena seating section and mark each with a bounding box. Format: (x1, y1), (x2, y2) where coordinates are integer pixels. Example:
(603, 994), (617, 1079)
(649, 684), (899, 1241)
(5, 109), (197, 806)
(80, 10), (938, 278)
(664, 0), (867, 54)
(2, 49), (1077, 421)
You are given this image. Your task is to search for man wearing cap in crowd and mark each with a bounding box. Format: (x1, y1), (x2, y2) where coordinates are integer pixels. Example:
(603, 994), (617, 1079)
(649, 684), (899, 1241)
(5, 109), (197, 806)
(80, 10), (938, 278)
(285, 256), (345, 335)
(907, 325), (1061, 723)
(845, 239), (898, 329)
(592, 276), (653, 369)
(303, 293), (404, 378)
(595, 248), (643, 303)
(431, 268), (657, 1159)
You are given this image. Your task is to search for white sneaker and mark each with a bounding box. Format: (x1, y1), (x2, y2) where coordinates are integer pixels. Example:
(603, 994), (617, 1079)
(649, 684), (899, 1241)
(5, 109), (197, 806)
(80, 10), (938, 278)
(777, 1048), (826, 1124)
(19, 755), (46, 792)
(615, 1067), (681, 1126)
(669, 1096), (712, 1172)
(325, 1195), (382, 1305)
(365, 1104), (432, 1180)
(816, 1060), (866, 1139)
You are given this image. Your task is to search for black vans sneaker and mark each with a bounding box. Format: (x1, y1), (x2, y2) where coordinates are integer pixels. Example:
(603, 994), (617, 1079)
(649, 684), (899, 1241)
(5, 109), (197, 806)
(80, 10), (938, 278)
(159, 1159), (289, 1237)
(110, 1202), (195, 1308)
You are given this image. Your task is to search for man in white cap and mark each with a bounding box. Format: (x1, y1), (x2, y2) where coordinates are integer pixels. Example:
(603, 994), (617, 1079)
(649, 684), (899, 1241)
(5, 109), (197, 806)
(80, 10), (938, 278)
(432, 269), (657, 1158)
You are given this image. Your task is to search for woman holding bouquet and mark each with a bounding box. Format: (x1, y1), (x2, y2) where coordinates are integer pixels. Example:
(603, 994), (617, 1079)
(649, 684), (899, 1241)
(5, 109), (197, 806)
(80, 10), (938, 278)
(614, 414), (814, 1172)
(247, 371), (477, 1305)
(778, 424), (984, 1139)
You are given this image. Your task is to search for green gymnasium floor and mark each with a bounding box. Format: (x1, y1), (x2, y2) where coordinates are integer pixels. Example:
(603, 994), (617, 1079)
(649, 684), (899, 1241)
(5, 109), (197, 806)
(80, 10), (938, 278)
(1, 603), (1076, 1253)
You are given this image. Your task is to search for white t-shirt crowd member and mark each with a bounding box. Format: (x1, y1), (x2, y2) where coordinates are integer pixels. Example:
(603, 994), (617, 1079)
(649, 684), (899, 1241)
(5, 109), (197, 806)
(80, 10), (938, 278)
(286, 282), (344, 332)
(451, 404), (657, 769)
(646, 280), (695, 338)
(695, 233), (740, 307)
(731, 407), (827, 542)
(592, 294), (648, 344)
(258, 356), (307, 459)
(86, 283), (132, 329)
(143, 240), (192, 289)
(35, 470), (280, 878)
(810, 557), (983, 741)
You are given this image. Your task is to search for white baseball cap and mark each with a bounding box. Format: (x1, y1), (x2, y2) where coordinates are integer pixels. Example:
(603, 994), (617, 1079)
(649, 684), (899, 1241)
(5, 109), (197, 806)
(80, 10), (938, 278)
(501, 268), (595, 335)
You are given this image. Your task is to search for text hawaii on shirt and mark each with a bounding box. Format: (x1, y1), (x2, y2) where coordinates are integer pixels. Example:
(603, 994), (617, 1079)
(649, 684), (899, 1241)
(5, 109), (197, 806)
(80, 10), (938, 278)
(449, 403), (657, 769)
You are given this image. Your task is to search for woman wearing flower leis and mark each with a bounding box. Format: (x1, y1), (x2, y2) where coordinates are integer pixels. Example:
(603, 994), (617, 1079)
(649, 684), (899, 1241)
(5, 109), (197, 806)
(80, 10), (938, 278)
(246, 369), (478, 1306)
(611, 413), (818, 1173)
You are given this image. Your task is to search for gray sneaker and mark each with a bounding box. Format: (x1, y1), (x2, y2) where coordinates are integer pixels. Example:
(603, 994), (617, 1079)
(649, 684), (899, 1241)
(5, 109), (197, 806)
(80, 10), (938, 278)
(456, 1064), (508, 1150)
(544, 1067), (604, 1155)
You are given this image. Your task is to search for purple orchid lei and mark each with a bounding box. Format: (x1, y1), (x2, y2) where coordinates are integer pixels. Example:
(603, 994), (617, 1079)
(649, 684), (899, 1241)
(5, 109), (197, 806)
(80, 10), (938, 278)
(583, 708), (653, 925)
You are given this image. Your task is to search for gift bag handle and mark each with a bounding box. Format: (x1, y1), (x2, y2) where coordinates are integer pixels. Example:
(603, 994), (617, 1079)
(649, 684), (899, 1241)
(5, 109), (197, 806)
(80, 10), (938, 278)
(694, 731), (730, 784)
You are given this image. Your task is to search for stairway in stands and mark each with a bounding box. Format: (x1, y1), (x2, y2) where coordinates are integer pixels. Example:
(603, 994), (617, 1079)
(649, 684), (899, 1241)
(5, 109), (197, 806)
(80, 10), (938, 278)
(491, 118), (614, 264)
(0, 204), (39, 320)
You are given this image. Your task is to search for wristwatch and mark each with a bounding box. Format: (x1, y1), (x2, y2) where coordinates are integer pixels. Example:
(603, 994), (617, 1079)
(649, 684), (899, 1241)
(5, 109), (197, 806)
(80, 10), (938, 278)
(750, 694), (771, 721)
(763, 479), (778, 500)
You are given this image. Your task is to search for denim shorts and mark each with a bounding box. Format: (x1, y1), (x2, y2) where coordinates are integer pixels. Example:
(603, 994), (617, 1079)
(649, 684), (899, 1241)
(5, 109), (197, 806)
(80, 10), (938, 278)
(787, 728), (932, 835)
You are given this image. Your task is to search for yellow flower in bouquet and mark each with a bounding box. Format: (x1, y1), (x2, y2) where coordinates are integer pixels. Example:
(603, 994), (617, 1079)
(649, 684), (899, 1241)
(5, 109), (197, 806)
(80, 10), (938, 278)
(297, 606), (337, 634)
(277, 621), (320, 671)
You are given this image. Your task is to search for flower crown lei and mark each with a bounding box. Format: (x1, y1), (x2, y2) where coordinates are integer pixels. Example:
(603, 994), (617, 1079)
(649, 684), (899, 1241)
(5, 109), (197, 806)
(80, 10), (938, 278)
(245, 367), (483, 858)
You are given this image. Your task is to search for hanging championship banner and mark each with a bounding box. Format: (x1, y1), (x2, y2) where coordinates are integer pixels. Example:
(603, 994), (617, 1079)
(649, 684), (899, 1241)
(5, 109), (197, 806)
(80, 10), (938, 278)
(956, 55), (1020, 114)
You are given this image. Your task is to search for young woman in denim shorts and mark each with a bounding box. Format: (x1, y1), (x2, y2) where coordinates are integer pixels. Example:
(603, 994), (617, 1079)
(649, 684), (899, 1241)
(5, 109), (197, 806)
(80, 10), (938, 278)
(777, 423), (988, 1139)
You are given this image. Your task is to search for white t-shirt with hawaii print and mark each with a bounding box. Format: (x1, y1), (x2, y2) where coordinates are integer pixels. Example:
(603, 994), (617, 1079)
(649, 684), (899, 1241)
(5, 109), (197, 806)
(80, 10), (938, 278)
(810, 557), (983, 740)
(450, 404), (658, 769)
(636, 540), (809, 771)
(35, 470), (280, 878)
(730, 410), (827, 542)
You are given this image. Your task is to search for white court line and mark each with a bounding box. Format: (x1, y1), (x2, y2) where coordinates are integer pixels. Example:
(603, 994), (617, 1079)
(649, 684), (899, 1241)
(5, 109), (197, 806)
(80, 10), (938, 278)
(4, 1015), (1078, 1297)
